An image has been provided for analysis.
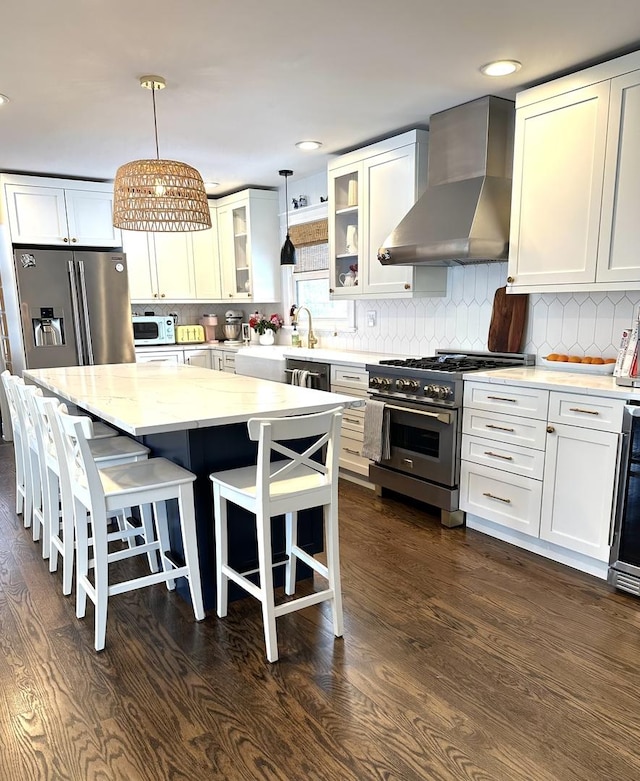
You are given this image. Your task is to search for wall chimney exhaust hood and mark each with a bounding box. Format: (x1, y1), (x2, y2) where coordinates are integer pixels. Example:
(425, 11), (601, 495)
(378, 95), (515, 266)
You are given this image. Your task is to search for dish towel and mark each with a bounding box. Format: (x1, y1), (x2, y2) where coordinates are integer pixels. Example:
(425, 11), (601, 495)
(362, 399), (390, 462)
(289, 369), (312, 388)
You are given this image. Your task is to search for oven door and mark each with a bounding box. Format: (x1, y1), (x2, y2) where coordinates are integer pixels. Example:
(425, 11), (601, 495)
(375, 396), (458, 488)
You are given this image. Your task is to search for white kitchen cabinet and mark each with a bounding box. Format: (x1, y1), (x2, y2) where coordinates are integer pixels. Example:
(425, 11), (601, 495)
(209, 348), (225, 372)
(462, 380), (624, 571)
(540, 422), (619, 561)
(122, 220), (220, 302)
(191, 205), (222, 300)
(216, 189), (279, 302)
(596, 70), (640, 284)
(328, 131), (447, 299)
(330, 364), (370, 478)
(135, 348), (185, 365)
(184, 349), (212, 369)
(2, 175), (121, 247)
(508, 49), (640, 293)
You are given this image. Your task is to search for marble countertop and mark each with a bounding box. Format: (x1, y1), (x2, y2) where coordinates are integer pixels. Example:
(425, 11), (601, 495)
(465, 366), (640, 400)
(24, 363), (362, 436)
(232, 345), (398, 368)
(135, 343), (240, 352)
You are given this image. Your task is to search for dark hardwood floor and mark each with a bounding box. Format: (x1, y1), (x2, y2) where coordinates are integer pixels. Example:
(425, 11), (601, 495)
(2, 438), (640, 780)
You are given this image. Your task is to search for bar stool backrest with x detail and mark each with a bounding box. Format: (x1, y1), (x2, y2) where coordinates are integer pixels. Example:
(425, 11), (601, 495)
(210, 405), (345, 662)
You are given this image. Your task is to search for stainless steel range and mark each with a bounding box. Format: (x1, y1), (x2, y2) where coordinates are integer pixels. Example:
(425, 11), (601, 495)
(365, 350), (535, 528)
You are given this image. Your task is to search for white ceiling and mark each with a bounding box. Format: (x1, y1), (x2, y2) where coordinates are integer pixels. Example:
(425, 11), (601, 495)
(2, 1), (640, 196)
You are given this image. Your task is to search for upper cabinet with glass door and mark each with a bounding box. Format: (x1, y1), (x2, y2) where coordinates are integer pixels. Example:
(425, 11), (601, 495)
(217, 189), (280, 302)
(328, 131), (447, 299)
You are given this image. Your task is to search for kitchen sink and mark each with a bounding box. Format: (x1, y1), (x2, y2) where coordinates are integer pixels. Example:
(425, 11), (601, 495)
(234, 346), (288, 382)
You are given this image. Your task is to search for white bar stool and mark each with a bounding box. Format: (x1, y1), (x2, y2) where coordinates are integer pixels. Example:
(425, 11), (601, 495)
(32, 393), (155, 595)
(1, 371), (27, 519)
(56, 404), (205, 651)
(12, 379), (45, 545)
(209, 407), (344, 663)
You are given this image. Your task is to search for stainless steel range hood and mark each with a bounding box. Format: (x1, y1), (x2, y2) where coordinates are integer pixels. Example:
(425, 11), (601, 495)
(378, 95), (515, 266)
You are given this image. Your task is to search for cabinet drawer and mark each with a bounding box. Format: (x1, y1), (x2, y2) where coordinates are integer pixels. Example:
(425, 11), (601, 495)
(548, 392), (624, 432)
(460, 461), (542, 537)
(463, 409), (547, 450)
(339, 433), (370, 476)
(464, 381), (549, 419)
(331, 365), (369, 391)
(331, 382), (369, 399)
(341, 407), (364, 436)
(461, 434), (545, 480)
(223, 353), (236, 372)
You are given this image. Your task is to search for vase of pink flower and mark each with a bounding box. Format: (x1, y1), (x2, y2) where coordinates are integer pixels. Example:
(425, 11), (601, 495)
(249, 312), (284, 345)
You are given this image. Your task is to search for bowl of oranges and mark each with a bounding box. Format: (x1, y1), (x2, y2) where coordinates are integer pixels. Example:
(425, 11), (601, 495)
(540, 354), (617, 374)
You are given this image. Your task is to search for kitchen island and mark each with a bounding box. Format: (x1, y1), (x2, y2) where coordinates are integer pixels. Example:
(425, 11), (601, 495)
(24, 363), (361, 609)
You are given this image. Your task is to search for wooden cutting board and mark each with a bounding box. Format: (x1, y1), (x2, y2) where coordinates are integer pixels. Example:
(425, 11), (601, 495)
(487, 286), (529, 353)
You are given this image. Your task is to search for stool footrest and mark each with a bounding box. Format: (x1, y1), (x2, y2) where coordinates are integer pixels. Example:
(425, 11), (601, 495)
(274, 588), (334, 617)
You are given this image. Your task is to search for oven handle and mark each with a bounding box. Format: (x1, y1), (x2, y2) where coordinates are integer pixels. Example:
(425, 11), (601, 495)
(384, 403), (452, 425)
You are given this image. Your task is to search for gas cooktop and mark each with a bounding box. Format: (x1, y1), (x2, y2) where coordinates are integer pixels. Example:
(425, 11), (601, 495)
(366, 350), (535, 406)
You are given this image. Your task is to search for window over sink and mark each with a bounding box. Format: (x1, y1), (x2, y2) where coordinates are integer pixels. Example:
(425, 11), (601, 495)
(283, 243), (355, 332)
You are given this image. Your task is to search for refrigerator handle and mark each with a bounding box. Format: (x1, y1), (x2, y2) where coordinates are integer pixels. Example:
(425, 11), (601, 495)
(68, 260), (86, 365)
(77, 260), (95, 365)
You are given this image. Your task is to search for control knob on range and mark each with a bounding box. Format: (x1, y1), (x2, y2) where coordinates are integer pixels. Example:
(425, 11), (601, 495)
(395, 378), (420, 392)
(424, 384), (452, 400)
(370, 376), (391, 390)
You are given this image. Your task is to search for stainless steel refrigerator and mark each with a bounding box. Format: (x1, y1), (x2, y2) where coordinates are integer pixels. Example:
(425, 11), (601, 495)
(13, 248), (135, 370)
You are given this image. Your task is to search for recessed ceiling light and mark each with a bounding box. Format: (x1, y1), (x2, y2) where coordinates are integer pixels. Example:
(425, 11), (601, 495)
(479, 60), (522, 77)
(0, 94), (10, 105)
(295, 140), (322, 151)
(205, 181), (220, 189)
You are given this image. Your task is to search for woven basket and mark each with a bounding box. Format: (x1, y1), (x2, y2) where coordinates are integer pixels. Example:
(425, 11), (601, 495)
(289, 219), (328, 247)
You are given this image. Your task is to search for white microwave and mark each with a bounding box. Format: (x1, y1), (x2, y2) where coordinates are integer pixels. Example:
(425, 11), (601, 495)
(132, 315), (175, 345)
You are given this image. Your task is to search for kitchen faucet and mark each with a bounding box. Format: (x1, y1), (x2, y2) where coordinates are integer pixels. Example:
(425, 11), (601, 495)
(291, 305), (318, 349)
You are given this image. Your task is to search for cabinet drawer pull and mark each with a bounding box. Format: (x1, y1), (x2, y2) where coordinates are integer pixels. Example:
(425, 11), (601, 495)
(342, 375), (362, 381)
(344, 416), (361, 424)
(485, 423), (515, 432)
(569, 407), (599, 415)
(483, 492), (512, 504)
(484, 450), (513, 461)
(344, 447), (360, 456)
(487, 395), (517, 402)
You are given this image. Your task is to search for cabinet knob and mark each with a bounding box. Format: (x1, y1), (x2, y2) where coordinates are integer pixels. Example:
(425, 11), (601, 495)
(507, 275), (515, 284)
(63, 237), (69, 243)
(161, 293), (166, 298)
(404, 283), (411, 290)
(71, 238), (77, 243)
(546, 425), (555, 434)
(329, 288), (334, 294)
(153, 293), (158, 298)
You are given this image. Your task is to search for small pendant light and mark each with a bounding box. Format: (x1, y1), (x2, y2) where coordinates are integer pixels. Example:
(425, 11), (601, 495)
(279, 169), (296, 266)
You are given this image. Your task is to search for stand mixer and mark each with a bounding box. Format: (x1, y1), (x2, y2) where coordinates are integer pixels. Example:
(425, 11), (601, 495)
(223, 310), (243, 345)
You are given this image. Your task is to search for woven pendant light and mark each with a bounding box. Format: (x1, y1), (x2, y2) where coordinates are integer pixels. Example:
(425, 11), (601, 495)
(279, 169), (296, 265)
(113, 76), (211, 232)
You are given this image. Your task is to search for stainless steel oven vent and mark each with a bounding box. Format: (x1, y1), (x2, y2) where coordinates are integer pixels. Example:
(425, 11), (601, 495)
(378, 95), (515, 266)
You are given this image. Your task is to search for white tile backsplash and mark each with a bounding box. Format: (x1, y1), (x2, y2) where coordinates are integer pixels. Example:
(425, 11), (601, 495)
(158, 263), (640, 359)
(336, 263), (640, 358)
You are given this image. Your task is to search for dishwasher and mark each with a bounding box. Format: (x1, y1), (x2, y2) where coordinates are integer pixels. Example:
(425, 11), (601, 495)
(285, 358), (331, 391)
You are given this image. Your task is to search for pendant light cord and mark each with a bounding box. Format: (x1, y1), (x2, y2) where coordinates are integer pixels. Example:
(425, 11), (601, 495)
(151, 83), (160, 160)
(284, 172), (290, 237)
